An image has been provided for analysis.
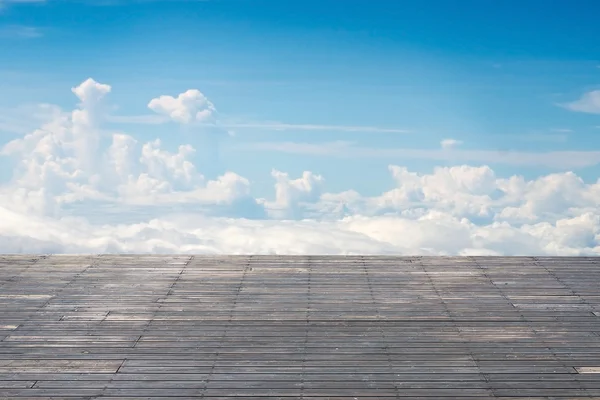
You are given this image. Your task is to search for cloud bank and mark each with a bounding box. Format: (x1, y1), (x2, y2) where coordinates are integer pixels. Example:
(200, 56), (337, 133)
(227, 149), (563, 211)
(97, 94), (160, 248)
(2, 78), (600, 255)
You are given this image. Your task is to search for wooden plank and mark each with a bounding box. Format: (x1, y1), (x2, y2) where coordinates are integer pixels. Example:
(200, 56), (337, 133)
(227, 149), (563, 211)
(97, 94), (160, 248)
(1, 255), (600, 398)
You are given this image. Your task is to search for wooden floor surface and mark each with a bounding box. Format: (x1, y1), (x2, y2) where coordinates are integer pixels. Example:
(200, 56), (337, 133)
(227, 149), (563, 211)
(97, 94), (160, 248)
(1, 255), (600, 399)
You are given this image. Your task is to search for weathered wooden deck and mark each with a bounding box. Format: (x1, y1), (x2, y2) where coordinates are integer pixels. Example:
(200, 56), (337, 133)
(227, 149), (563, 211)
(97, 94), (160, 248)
(1, 255), (600, 399)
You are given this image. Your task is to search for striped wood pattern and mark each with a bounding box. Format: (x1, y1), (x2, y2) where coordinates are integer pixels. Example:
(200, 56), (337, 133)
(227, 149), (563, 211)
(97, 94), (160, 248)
(1, 255), (600, 399)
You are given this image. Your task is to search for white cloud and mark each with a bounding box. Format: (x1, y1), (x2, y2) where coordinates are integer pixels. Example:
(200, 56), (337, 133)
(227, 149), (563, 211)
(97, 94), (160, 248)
(72, 78), (111, 104)
(0, 78), (253, 214)
(315, 165), (500, 220)
(1, 79), (114, 189)
(148, 89), (216, 124)
(3, 78), (600, 256)
(563, 90), (600, 114)
(2, 205), (600, 255)
(440, 138), (462, 149)
(264, 170), (325, 218)
(139, 139), (198, 186)
(3, 160), (600, 255)
(107, 133), (137, 180)
(104, 135), (252, 206)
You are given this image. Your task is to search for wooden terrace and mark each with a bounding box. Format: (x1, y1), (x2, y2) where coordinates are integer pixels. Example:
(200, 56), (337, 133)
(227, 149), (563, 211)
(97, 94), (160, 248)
(1, 255), (600, 399)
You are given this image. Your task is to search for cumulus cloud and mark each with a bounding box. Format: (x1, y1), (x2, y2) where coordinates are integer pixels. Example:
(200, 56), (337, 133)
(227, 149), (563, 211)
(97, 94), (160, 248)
(3, 79), (600, 255)
(563, 90), (600, 114)
(148, 89), (217, 124)
(264, 170), (325, 218)
(72, 78), (111, 104)
(314, 166), (600, 228)
(0, 78), (255, 216)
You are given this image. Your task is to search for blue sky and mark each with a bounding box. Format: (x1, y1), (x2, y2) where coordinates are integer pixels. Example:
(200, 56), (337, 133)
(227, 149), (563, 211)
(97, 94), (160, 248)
(1, 0), (600, 255)
(1, 0), (600, 195)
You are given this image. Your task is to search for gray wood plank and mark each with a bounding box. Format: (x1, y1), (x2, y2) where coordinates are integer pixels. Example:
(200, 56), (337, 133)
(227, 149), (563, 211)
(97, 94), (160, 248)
(1, 255), (600, 398)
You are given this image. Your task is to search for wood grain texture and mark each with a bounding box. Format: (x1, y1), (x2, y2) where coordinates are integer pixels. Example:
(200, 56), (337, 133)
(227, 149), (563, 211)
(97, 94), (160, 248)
(1, 255), (600, 398)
